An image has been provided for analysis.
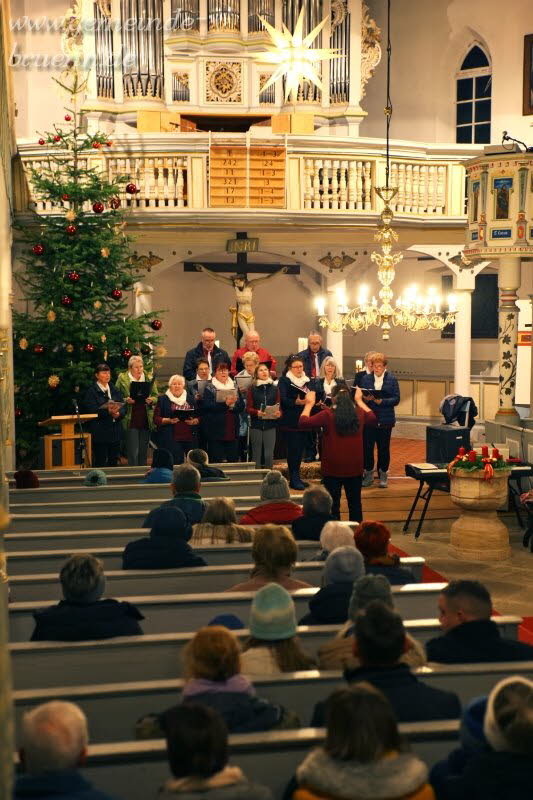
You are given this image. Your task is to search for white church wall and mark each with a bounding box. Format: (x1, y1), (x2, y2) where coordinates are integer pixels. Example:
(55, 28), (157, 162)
(362, 0), (533, 146)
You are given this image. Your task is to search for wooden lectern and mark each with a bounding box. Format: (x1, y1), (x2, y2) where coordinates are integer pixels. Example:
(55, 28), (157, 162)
(38, 414), (97, 470)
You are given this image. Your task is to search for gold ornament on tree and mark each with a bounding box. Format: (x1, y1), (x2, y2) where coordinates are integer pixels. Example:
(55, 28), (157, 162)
(101, 334), (107, 342)
(65, 343), (74, 352)
(48, 374), (60, 388)
(155, 345), (167, 358)
(65, 209), (77, 221)
(47, 309), (56, 322)
(19, 337), (28, 350)
(101, 247), (110, 258)
(94, 300), (102, 309)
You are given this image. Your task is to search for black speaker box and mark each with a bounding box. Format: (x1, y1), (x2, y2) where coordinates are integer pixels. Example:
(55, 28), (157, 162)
(426, 424), (471, 463)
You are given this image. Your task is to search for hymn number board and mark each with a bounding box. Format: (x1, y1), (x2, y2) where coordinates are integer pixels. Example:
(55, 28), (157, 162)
(209, 146), (286, 208)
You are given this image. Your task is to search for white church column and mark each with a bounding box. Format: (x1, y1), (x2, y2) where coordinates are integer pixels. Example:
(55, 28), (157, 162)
(325, 277), (346, 368)
(495, 256), (521, 426)
(454, 289), (473, 397)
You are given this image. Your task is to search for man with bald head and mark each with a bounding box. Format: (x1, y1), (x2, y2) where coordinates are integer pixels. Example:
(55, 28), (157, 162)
(231, 329), (276, 375)
(15, 700), (117, 799)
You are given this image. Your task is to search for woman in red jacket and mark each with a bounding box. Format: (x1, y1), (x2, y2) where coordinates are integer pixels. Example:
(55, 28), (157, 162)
(299, 386), (376, 523)
(239, 470), (303, 525)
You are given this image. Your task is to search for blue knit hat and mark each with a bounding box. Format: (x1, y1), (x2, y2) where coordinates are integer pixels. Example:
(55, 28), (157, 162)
(149, 506), (189, 539)
(249, 583), (297, 640)
(324, 546), (365, 586)
(208, 614), (245, 631)
(83, 469), (107, 486)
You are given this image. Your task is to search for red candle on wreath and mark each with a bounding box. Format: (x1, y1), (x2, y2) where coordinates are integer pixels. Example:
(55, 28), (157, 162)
(458, 447), (466, 456)
(492, 448), (500, 459)
(467, 450), (477, 462)
(481, 445), (489, 457)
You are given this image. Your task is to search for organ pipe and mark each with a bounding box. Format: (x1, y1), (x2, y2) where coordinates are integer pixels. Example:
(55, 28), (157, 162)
(121, 0), (164, 98)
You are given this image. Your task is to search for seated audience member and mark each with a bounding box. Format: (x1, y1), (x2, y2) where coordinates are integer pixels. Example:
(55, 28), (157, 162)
(239, 470), (303, 526)
(177, 625), (299, 733)
(83, 469), (107, 486)
(354, 520), (416, 584)
(158, 704), (273, 800)
(191, 497), (252, 545)
(288, 685), (435, 800)
(299, 547), (365, 626)
(143, 463), (207, 529)
(431, 676), (533, 800)
(123, 506), (206, 570)
(318, 574), (426, 671)
(231, 329), (276, 376)
(311, 520), (356, 561)
(14, 469), (39, 488)
(15, 701), (117, 800)
(201, 358), (244, 463)
(225, 524), (312, 592)
(241, 583), (316, 675)
(311, 601), (460, 726)
(31, 554), (144, 641)
(426, 579), (533, 663)
(141, 447), (174, 484)
(292, 485), (334, 541)
(186, 448), (229, 481)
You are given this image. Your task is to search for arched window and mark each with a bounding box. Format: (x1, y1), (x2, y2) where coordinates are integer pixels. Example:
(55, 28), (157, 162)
(456, 45), (491, 144)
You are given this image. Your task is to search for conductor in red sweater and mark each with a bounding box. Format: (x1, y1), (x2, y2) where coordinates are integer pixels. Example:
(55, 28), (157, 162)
(299, 385), (376, 523)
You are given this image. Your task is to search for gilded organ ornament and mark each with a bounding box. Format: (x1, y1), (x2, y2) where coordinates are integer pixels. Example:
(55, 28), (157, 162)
(360, 2), (381, 98)
(206, 61), (242, 103)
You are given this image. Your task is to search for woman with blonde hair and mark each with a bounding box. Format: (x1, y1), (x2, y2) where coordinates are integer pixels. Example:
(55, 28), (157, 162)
(115, 354), (159, 466)
(225, 524), (311, 592)
(191, 497), (252, 545)
(240, 583), (316, 676)
(315, 356), (345, 405)
(154, 374), (199, 464)
(178, 625), (298, 732)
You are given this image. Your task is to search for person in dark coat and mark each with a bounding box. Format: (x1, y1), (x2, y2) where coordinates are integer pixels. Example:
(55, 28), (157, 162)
(201, 359), (245, 463)
(359, 352), (400, 488)
(353, 350), (376, 388)
(299, 547), (365, 626)
(154, 375), (199, 464)
(158, 704), (273, 800)
(183, 328), (229, 382)
(123, 506), (206, 570)
(311, 601), (461, 726)
(31, 554), (143, 642)
(186, 448), (229, 481)
(427, 580), (533, 663)
(141, 448), (174, 484)
(15, 700), (119, 800)
(354, 520), (416, 584)
(82, 363), (126, 468)
(177, 627), (298, 733)
(142, 463), (207, 531)
(431, 676), (533, 800)
(246, 363), (281, 469)
(278, 354), (313, 490)
(292, 485), (333, 541)
(296, 331), (333, 381)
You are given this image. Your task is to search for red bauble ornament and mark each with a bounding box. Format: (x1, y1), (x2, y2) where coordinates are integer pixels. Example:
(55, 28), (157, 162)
(66, 224), (77, 235)
(150, 318), (163, 331)
(15, 407), (23, 418)
(67, 271), (80, 283)
(141, 344), (151, 356)
(62, 193), (70, 201)
(125, 182), (137, 194)
(92, 201), (105, 214)
(121, 348), (133, 360)
(111, 288), (123, 300)
(32, 243), (44, 256)
(53, 135), (61, 142)
(84, 343), (95, 353)
(33, 344), (45, 354)
(61, 295), (73, 307)
(92, 141), (101, 149)
(110, 197), (120, 209)
(64, 114), (72, 121)
(106, 140), (113, 147)
(38, 138), (45, 145)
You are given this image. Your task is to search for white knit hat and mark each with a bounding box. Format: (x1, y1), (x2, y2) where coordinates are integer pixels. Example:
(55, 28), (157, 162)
(260, 470), (290, 501)
(483, 675), (533, 752)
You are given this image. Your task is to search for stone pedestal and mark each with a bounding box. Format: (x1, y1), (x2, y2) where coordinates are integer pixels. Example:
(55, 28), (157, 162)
(449, 469), (511, 561)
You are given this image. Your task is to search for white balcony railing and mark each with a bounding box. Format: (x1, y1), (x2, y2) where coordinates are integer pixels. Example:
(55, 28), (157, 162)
(14, 134), (479, 219)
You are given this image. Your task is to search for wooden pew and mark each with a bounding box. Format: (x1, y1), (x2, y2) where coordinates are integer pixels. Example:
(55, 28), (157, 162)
(9, 583), (447, 641)
(13, 661), (533, 744)
(14, 723), (459, 800)
(7, 463), (256, 482)
(10, 617), (520, 690)
(7, 557), (426, 600)
(9, 478), (277, 504)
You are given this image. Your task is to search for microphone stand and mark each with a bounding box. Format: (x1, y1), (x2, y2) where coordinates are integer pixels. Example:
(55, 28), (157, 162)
(73, 398), (91, 470)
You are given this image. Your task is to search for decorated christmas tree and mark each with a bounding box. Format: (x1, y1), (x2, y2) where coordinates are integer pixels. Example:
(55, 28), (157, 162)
(13, 70), (164, 461)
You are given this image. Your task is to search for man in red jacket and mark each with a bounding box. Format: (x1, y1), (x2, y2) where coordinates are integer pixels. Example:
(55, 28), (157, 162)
(231, 330), (277, 376)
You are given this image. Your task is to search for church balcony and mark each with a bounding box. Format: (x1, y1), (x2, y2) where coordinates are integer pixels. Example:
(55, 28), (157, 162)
(13, 133), (479, 229)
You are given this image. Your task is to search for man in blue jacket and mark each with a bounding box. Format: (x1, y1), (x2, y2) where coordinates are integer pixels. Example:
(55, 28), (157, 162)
(15, 701), (119, 799)
(182, 327), (229, 381)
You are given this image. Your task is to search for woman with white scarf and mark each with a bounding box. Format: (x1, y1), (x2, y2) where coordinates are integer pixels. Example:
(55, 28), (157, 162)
(315, 356), (346, 405)
(154, 374), (200, 464)
(201, 358), (245, 462)
(246, 362), (281, 469)
(115, 355), (159, 466)
(279, 355), (312, 489)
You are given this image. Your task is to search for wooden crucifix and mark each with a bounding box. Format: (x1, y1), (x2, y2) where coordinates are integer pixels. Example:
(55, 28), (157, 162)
(184, 232), (299, 346)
